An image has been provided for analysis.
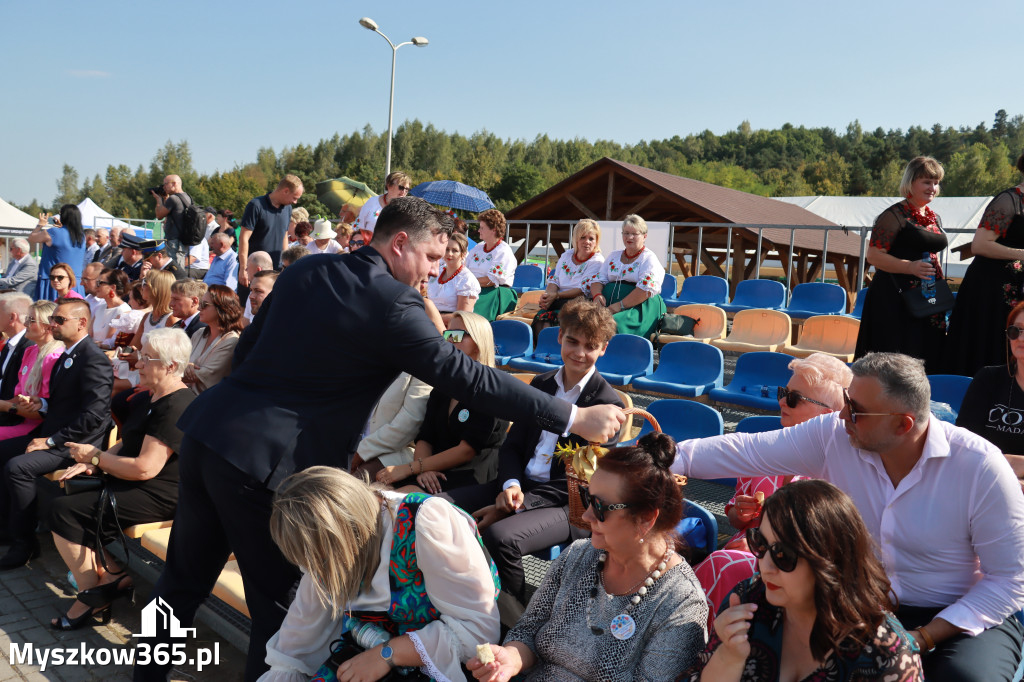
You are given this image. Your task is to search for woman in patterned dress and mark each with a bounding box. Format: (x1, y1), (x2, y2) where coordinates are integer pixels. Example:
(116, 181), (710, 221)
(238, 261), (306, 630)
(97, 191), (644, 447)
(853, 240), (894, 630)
(467, 208), (518, 321)
(854, 157), (948, 373)
(426, 232), (480, 325)
(532, 219), (605, 336)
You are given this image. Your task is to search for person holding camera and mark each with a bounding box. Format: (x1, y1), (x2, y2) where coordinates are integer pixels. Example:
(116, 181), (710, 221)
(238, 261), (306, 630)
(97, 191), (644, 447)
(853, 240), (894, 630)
(152, 175), (192, 270)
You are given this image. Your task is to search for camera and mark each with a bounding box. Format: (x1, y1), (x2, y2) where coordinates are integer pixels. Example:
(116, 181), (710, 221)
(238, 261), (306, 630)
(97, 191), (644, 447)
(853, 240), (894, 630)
(149, 186), (167, 198)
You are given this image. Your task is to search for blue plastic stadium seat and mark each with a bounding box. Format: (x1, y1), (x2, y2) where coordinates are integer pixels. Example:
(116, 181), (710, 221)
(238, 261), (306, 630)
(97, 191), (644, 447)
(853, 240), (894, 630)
(781, 282), (847, 319)
(846, 287), (868, 319)
(670, 275), (729, 307)
(928, 374), (972, 416)
(508, 326), (563, 373)
(512, 264), (545, 293)
(719, 279), (787, 314)
(660, 274), (679, 302)
(627, 398), (723, 445)
(633, 341), (723, 398)
(678, 500), (719, 562)
(491, 320), (533, 366)
(595, 334), (654, 386)
(709, 351), (795, 411)
(735, 415), (784, 434)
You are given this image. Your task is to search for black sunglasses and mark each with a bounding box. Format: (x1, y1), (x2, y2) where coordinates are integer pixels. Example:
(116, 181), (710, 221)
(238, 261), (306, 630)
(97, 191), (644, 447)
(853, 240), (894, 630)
(50, 315), (81, 325)
(777, 386), (831, 410)
(578, 486), (630, 523)
(443, 329), (471, 343)
(1008, 326), (1024, 340)
(745, 526), (799, 573)
(842, 388), (906, 425)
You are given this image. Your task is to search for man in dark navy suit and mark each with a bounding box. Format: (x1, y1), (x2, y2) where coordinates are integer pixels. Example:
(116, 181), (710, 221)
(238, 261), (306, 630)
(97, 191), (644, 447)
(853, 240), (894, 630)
(0, 298), (112, 568)
(136, 197), (625, 682)
(169, 279), (207, 338)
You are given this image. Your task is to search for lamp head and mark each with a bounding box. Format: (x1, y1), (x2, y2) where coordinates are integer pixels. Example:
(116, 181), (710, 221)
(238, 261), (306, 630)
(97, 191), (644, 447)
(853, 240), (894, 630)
(359, 17), (379, 31)
(412, 37), (429, 46)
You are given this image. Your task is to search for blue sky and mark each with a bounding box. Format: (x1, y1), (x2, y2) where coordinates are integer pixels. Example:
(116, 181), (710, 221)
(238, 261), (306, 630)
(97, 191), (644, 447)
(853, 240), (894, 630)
(2, 0), (1021, 206)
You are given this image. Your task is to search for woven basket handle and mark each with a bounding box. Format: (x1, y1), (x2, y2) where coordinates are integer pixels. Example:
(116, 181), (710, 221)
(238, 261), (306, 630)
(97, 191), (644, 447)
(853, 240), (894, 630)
(590, 406), (661, 447)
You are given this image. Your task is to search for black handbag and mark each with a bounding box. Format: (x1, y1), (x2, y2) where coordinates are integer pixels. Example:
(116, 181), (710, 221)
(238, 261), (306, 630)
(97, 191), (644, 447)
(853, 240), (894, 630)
(889, 274), (955, 318)
(60, 475), (104, 496)
(654, 314), (699, 344)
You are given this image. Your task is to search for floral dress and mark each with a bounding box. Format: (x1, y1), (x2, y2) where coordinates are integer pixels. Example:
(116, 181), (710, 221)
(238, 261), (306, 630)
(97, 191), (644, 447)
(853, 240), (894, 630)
(854, 202), (948, 373)
(534, 248), (606, 324)
(589, 248), (667, 338)
(467, 240), (518, 320)
(945, 187), (1024, 376)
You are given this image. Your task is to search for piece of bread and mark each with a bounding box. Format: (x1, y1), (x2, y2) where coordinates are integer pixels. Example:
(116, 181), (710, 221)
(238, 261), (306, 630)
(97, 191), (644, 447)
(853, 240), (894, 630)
(754, 491), (765, 504)
(476, 644), (495, 664)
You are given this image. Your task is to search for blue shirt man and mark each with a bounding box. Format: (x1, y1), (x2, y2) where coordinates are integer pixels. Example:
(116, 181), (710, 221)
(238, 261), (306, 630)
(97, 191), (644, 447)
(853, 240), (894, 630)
(204, 234), (238, 290)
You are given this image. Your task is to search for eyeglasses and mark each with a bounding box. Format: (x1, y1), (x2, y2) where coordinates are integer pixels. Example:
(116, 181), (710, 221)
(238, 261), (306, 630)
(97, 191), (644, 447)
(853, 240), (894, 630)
(97, 280), (115, 287)
(745, 527), (799, 573)
(25, 317), (37, 324)
(578, 486), (630, 523)
(50, 274), (68, 282)
(137, 354), (165, 366)
(777, 386), (831, 410)
(395, 185), (411, 193)
(443, 329), (471, 343)
(199, 301), (213, 309)
(842, 388), (907, 425)
(50, 315), (81, 325)
(1007, 326), (1024, 340)
(621, 231), (643, 237)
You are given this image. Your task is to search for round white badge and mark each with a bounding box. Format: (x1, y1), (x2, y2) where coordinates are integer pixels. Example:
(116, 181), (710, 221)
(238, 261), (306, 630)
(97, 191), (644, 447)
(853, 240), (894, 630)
(64, 357), (73, 369)
(21, 366), (27, 375)
(610, 614), (636, 641)
(458, 409), (469, 423)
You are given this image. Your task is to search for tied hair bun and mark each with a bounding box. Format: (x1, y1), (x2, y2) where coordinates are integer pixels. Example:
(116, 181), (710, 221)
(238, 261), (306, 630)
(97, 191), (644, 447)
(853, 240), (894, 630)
(637, 432), (677, 470)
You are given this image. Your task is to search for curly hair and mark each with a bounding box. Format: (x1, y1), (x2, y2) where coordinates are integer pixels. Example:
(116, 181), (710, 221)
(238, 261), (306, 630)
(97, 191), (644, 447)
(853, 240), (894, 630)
(477, 208), (507, 240)
(204, 285), (245, 334)
(761, 479), (894, 661)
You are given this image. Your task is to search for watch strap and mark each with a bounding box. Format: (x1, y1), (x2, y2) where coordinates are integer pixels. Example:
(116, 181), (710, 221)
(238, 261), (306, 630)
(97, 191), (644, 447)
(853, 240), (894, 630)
(380, 644), (396, 669)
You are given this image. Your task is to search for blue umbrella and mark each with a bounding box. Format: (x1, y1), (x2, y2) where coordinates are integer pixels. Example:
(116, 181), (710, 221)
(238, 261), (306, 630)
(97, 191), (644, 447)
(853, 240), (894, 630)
(409, 180), (495, 213)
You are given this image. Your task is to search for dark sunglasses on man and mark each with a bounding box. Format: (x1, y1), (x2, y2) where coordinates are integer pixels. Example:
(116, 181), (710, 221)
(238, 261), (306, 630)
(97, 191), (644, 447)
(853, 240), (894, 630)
(777, 386), (831, 410)
(577, 485), (630, 523)
(745, 526), (799, 572)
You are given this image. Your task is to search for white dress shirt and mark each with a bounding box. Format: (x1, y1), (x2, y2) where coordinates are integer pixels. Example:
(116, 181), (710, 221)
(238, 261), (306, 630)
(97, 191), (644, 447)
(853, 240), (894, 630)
(673, 412), (1024, 635)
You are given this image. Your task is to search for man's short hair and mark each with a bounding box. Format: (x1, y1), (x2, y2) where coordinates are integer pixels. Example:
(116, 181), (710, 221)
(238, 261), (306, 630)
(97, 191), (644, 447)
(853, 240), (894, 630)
(558, 297), (616, 346)
(248, 251), (273, 271)
(850, 352), (931, 422)
(96, 228), (109, 238)
(372, 196), (451, 245)
(277, 174), (303, 192)
(84, 261), (104, 277)
(56, 297), (92, 324)
(251, 270), (280, 285)
(171, 278), (207, 299)
(11, 238), (28, 253)
(0, 293), (32, 321)
(281, 245), (309, 266)
(210, 233), (233, 247)
(84, 228), (97, 239)
(101, 268), (130, 298)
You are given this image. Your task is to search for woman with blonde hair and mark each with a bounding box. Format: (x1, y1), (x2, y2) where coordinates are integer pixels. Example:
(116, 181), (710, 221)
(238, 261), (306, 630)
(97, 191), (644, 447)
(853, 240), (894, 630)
(262, 465), (500, 682)
(112, 269), (180, 395)
(533, 219), (605, 335)
(0, 300), (64, 440)
(378, 311), (505, 494)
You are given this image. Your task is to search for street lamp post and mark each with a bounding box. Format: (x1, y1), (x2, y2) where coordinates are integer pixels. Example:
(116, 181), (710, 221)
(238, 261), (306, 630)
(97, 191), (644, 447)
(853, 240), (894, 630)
(358, 17), (428, 179)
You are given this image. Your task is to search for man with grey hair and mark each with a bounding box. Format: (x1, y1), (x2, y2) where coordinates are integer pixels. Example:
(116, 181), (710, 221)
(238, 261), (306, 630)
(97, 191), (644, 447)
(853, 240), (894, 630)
(203, 233), (238, 290)
(0, 240), (37, 296)
(94, 226), (121, 264)
(0, 293), (33, 403)
(672, 351), (1024, 682)
(241, 251), (272, 320)
(82, 228), (99, 269)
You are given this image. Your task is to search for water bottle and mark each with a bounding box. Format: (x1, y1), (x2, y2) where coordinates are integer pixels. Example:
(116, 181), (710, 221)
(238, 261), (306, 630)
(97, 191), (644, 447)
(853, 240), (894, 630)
(344, 616), (416, 675)
(919, 252), (936, 301)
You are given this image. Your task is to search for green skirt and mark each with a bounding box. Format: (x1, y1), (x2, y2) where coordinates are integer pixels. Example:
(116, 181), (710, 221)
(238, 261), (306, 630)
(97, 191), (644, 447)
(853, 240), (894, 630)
(474, 286), (518, 321)
(605, 282), (667, 339)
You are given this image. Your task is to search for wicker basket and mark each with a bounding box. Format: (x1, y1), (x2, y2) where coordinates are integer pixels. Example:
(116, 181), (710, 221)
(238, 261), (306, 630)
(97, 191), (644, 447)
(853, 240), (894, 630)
(566, 407), (662, 531)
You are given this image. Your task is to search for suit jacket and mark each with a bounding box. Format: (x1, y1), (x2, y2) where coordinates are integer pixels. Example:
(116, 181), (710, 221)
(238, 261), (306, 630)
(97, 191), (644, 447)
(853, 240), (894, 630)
(0, 333), (33, 401)
(95, 244), (121, 264)
(497, 369), (624, 510)
(183, 315), (207, 339)
(105, 255), (143, 281)
(42, 338), (113, 448)
(356, 372), (432, 464)
(161, 261), (186, 280)
(0, 256), (38, 296)
(181, 246), (573, 489)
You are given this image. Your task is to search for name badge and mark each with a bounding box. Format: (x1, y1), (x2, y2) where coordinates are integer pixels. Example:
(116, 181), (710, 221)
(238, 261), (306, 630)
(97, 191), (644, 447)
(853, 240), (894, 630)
(458, 409), (469, 423)
(64, 357), (74, 370)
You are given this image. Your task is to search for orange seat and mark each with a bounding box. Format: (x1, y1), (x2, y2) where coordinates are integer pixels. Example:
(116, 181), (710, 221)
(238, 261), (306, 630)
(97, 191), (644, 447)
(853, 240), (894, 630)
(511, 372), (536, 384)
(497, 290), (544, 323)
(658, 304), (727, 345)
(712, 309), (792, 353)
(783, 315), (860, 362)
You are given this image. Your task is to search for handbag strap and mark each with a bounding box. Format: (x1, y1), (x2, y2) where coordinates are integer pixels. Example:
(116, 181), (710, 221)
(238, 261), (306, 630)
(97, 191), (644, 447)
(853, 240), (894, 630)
(94, 485), (130, 575)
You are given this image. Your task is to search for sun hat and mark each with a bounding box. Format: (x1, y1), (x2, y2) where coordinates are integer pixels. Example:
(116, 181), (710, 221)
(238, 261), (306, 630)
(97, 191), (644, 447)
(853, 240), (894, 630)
(311, 218), (338, 240)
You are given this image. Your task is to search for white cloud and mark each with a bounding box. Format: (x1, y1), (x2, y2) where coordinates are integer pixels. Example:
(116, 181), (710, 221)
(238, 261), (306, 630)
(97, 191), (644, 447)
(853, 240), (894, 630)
(68, 69), (111, 78)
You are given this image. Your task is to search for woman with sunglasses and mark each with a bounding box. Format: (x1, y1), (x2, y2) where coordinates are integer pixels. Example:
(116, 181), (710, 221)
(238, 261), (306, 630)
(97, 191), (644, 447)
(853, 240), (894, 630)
(695, 354), (852, 626)
(0, 301), (64, 441)
(956, 300), (1024, 494)
(471, 433), (707, 681)
(684, 479), (922, 681)
(182, 285), (244, 395)
(377, 311), (508, 495)
(48, 263), (84, 301)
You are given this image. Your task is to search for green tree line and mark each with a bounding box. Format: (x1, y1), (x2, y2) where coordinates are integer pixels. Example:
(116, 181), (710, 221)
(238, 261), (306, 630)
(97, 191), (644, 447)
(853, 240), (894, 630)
(18, 109), (1024, 221)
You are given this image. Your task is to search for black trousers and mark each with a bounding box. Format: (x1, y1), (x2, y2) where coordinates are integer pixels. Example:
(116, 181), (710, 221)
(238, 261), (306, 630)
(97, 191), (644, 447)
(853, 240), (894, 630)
(896, 605), (1024, 682)
(133, 436), (300, 682)
(0, 434), (69, 545)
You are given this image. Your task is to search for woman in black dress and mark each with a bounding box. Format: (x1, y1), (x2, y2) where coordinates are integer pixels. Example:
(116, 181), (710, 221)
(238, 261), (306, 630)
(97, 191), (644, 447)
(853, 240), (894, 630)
(855, 156), (948, 373)
(945, 152), (1024, 377)
(48, 327), (195, 630)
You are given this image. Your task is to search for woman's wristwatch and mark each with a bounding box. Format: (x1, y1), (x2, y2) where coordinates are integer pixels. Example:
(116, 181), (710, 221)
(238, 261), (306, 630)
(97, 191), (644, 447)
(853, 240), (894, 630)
(380, 642), (397, 670)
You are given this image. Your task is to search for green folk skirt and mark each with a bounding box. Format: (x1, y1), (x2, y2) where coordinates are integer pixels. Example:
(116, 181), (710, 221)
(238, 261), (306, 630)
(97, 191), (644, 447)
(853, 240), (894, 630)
(474, 285), (519, 321)
(604, 281), (667, 339)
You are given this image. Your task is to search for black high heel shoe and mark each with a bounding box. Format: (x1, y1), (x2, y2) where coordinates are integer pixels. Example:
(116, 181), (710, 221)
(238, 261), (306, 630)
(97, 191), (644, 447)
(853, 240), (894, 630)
(77, 574), (135, 608)
(50, 603), (112, 631)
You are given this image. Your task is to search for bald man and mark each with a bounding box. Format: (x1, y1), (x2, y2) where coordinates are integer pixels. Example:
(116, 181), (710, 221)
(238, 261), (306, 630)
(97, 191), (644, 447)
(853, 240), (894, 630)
(152, 173), (193, 270)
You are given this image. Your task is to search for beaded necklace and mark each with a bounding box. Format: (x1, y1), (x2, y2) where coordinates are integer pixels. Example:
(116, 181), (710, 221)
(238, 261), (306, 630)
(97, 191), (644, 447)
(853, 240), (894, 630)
(437, 263), (465, 285)
(483, 239), (503, 254)
(621, 246), (646, 263)
(586, 548), (672, 640)
(572, 249), (596, 265)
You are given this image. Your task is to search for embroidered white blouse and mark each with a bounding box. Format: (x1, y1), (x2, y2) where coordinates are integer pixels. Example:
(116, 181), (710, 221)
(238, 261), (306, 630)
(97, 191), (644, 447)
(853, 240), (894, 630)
(547, 248), (605, 294)
(589, 248), (665, 295)
(467, 240), (517, 287)
(427, 264), (481, 312)
(260, 492), (500, 682)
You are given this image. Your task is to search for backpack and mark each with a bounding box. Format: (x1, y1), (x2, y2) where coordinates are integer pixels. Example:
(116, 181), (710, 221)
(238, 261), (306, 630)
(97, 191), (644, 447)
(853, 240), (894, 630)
(175, 193), (206, 247)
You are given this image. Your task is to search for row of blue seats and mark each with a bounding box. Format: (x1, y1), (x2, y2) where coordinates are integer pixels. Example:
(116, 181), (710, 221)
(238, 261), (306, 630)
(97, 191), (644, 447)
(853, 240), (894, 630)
(494, 321), (972, 415)
(510, 267), (866, 320)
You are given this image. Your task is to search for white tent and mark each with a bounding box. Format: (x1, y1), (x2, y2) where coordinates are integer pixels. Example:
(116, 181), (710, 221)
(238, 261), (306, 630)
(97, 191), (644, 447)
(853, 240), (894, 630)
(77, 197), (134, 231)
(0, 196), (37, 230)
(775, 196), (992, 278)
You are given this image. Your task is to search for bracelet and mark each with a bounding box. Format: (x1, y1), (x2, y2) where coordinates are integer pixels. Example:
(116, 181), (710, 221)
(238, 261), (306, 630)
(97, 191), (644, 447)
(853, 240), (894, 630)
(916, 625), (936, 652)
